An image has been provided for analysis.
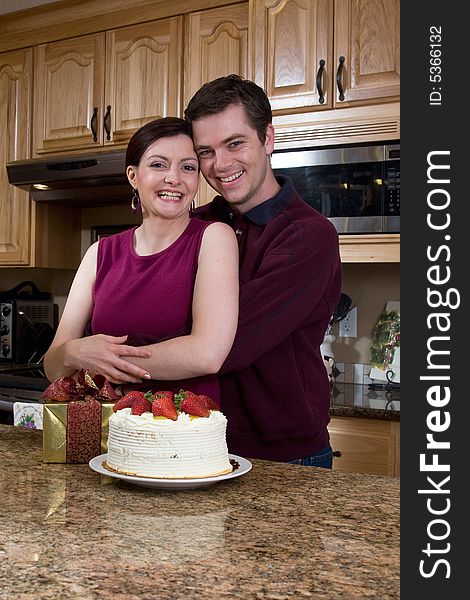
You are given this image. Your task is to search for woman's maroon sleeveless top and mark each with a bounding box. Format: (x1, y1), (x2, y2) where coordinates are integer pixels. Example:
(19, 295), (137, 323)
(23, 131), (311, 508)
(90, 218), (220, 402)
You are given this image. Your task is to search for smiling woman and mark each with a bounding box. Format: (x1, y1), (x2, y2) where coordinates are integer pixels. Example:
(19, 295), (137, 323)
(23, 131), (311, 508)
(126, 125), (199, 247)
(43, 117), (239, 403)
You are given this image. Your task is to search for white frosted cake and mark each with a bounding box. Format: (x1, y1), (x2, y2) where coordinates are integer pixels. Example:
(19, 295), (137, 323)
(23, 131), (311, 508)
(106, 408), (232, 478)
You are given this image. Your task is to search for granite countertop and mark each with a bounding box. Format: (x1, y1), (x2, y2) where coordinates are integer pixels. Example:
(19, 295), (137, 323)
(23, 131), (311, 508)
(0, 425), (399, 599)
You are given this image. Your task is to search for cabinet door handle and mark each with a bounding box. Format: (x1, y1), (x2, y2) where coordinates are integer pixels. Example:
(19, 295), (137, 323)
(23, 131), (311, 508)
(90, 107), (98, 142)
(104, 105), (112, 141)
(336, 56), (345, 101)
(332, 450), (342, 457)
(316, 59), (326, 104)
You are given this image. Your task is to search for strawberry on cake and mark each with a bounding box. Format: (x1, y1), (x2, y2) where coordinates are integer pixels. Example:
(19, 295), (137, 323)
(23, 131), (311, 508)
(105, 390), (232, 479)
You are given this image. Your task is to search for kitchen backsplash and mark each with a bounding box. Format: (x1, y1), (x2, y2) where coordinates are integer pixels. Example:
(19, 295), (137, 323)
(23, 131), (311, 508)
(332, 262), (400, 365)
(333, 362), (372, 386)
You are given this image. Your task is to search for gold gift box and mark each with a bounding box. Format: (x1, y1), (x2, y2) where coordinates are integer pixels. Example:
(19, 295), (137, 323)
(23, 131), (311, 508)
(43, 402), (115, 463)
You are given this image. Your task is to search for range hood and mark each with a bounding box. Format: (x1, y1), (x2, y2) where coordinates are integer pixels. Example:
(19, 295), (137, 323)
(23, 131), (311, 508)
(6, 150), (131, 207)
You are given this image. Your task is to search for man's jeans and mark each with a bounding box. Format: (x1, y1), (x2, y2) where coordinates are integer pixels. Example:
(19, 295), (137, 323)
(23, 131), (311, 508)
(288, 444), (333, 469)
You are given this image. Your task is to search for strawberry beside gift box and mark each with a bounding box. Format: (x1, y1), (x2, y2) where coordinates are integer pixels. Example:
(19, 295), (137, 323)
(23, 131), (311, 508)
(42, 369), (120, 464)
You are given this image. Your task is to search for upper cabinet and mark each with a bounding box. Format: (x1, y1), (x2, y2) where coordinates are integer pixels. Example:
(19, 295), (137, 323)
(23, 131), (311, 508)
(334, 0), (400, 106)
(34, 34), (105, 153)
(0, 0), (399, 267)
(250, 0), (400, 114)
(32, 5), (250, 158)
(184, 3), (249, 206)
(183, 3), (249, 107)
(34, 18), (183, 155)
(0, 49), (32, 265)
(105, 18), (183, 145)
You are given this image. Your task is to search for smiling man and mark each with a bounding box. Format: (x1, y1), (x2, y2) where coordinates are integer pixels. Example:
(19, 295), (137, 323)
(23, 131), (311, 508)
(185, 75), (342, 467)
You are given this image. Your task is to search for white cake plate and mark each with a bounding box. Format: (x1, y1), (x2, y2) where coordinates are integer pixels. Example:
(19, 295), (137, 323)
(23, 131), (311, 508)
(89, 453), (252, 490)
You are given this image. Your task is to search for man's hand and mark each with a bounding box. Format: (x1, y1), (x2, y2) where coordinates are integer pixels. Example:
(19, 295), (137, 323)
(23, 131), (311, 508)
(63, 334), (152, 384)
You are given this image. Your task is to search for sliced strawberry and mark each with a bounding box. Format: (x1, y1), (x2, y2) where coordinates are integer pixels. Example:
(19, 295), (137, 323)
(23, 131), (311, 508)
(41, 376), (79, 401)
(181, 395), (210, 418)
(152, 395), (178, 420)
(197, 394), (219, 411)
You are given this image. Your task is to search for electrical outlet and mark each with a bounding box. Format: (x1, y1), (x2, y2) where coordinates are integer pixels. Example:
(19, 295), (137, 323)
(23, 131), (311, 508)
(339, 306), (357, 337)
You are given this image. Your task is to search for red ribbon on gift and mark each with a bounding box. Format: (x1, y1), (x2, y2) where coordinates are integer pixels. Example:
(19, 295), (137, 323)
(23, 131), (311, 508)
(66, 397), (102, 463)
(42, 369), (120, 463)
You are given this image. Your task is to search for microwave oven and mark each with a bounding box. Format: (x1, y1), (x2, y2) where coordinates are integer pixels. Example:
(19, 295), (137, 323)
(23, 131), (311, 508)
(271, 142), (400, 234)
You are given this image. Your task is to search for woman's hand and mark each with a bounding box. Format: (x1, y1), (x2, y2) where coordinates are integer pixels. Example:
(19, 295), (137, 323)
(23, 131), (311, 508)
(63, 334), (152, 384)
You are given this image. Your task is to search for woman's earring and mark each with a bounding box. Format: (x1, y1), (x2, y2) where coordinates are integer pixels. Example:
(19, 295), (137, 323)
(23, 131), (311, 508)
(131, 188), (140, 214)
(189, 199), (196, 215)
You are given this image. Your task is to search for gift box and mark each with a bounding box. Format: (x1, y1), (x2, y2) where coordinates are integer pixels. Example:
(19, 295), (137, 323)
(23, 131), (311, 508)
(43, 400), (115, 463)
(41, 369), (119, 464)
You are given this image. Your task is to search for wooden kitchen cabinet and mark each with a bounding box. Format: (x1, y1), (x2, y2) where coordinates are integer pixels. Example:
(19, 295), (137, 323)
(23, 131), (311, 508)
(334, 0), (400, 107)
(250, 0), (400, 114)
(185, 2), (249, 206)
(339, 234), (400, 263)
(328, 416), (400, 477)
(105, 18), (183, 145)
(34, 4), (250, 158)
(34, 33), (105, 154)
(34, 18), (183, 155)
(183, 3), (249, 107)
(0, 49), (32, 266)
(0, 48), (81, 268)
(250, 0), (332, 112)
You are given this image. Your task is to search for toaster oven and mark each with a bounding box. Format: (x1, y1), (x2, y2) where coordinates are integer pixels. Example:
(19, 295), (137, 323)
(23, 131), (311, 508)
(0, 299), (56, 363)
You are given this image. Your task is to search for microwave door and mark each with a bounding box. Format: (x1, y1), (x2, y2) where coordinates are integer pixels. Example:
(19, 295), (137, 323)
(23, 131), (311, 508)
(271, 143), (398, 234)
(320, 191), (331, 217)
(329, 216), (383, 233)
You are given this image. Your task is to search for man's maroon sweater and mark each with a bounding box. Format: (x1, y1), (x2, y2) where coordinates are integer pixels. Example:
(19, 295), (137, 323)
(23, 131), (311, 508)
(195, 177), (342, 461)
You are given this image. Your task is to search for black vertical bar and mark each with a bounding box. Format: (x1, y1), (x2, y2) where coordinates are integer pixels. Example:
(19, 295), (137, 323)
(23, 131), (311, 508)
(401, 2), (465, 597)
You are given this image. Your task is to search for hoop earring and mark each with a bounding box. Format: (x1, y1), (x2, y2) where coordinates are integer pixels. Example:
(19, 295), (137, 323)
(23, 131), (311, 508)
(131, 188), (140, 214)
(189, 199), (196, 215)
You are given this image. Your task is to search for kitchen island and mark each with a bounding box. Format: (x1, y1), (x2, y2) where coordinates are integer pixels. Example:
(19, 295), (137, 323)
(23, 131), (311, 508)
(0, 425), (399, 599)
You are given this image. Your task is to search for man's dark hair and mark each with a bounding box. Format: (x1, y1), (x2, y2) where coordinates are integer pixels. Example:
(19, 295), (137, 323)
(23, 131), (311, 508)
(184, 74), (272, 144)
(126, 117), (193, 167)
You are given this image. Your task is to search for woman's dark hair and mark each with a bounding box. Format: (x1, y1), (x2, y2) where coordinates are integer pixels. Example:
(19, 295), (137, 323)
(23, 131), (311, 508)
(184, 74), (272, 144)
(126, 117), (193, 168)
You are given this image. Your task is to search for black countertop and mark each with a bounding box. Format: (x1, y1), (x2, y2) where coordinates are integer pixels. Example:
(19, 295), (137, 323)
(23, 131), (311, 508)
(330, 381), (400, 421)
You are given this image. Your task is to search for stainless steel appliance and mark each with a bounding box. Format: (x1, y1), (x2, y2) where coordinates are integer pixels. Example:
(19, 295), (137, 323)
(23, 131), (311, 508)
(6, 149), (129, 206)
(6, 141), (399, 226)
(271, 142), (400, 233)
(0, 282), (56, 363)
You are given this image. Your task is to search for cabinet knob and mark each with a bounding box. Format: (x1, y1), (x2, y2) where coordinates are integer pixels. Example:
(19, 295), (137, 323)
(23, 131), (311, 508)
(104, 105), (112, 141)
(332, 450), (342, 457)
(90, 107), (98, 142)
(316, 59), (326, 104)
(336, 56), (345, 101)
